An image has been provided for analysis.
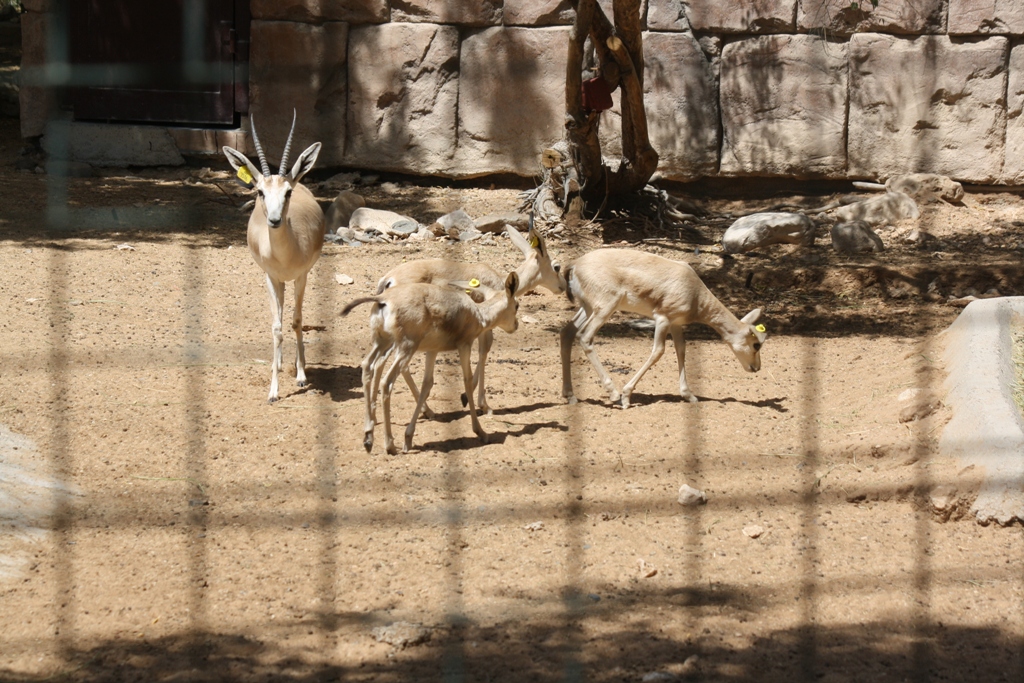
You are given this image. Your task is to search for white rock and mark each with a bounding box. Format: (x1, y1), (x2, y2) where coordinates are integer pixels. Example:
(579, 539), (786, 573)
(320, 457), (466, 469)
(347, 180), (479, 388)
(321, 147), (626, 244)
(334, 273), (355, 285)
(349, 207), (417, 236)
(885, 173), (964, 203)
(722, 212), (816, 254)
(677, 484), (707, 507)
(742, 524), (766, 539)
(523, 521), (545, 531)
(834, 191), (919, 226)
(436, 208), (476, 233)
(830, 221), (884, 254)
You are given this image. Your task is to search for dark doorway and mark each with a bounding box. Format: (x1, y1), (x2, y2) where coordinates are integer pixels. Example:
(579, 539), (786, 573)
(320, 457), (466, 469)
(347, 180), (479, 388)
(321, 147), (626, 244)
(69, 0), (249, 126)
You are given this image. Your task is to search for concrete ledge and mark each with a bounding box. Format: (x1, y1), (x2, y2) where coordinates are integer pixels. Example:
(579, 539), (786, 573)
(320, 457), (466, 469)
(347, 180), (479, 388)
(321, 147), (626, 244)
(940, 297), (1024, 525)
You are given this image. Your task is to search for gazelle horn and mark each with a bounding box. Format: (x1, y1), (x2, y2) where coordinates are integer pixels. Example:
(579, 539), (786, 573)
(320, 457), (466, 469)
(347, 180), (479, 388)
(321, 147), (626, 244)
(249, 115), (271, 177)
(279, 109), (297, 176)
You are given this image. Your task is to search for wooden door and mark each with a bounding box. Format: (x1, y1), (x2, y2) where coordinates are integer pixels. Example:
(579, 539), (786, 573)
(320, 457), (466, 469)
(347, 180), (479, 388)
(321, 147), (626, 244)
(69, 0), (249, 126)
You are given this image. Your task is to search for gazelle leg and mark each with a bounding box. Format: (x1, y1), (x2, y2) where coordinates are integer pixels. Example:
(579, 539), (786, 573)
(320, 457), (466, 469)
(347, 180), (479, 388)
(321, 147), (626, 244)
(404, 352), (436, 452)
(576, 302), (622, 405)
(381, 341), (415, 456)
(401, 369), (436, 419)
(669, 324), (698, 403)
(264, 275), (286, 403)
(620, 316), (670, 409)
(292, 272), (309, 388)
(560, 307), (587, 404)
(473, 330), (494, 415)
(459, 345), (491, 443)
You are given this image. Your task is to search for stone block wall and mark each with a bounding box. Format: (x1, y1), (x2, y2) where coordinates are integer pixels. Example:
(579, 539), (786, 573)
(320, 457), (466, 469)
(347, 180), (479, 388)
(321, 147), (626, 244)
(22, 0), (1024, 183)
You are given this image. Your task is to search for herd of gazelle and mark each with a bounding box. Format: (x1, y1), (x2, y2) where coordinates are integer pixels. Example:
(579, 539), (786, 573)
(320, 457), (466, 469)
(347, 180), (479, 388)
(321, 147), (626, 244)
(223, 119), (768, 453)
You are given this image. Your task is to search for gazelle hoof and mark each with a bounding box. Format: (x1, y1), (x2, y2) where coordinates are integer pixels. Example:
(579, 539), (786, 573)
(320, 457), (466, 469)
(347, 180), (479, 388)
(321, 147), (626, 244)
(460, 393), (468, 408)
(363, 433), (373, 452)
(565, 395), (578, 405)
(386, 443), (400, 455)
(296, 380), (307, 388)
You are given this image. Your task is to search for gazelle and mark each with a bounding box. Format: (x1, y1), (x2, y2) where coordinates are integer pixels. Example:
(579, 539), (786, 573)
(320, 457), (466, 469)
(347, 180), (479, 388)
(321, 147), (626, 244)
(560, 249), (767, 409)
(376, 217), (562, 415)
(223, 113), (325, 403)
(343, 273), (520, 455)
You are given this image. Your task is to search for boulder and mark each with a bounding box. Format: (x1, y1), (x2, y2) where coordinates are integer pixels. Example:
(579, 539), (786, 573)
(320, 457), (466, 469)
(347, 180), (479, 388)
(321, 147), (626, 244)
(799, 0), (944, 34)
(849, 34), (1008, 184)
(435, 209), (476, 234)
(392, 0), (501, 25)
(684, 0), (796, 32)
(830, 221), (884, 254)
(722, 213), (817, 254)
(646, 0), (691, 31)
(502, 0), (575, 26)
(348, 207), (419, 237)
(456, 27), (570, 177)
(474, 212), (530, 234)
(720, 35), (847, 177)
(885, 174), (964, 203)
(345, 23), (459, 175)
(834, 191), (919, 226)
(949, 0), (1024, 34)
(325, 191), (366, 234)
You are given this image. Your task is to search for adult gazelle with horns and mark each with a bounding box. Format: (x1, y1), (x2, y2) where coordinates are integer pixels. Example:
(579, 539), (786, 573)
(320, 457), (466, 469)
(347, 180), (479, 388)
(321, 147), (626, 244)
(223, 112), (325, 403)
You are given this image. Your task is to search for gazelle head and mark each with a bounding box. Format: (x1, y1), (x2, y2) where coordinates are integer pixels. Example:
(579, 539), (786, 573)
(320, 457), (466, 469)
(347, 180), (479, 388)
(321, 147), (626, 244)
(222, 111), (321, 229)
(730, 308), (767, 373)
(507, 213), (564, 295)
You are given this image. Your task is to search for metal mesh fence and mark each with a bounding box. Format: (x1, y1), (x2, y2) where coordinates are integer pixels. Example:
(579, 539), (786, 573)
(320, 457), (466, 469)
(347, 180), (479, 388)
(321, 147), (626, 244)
(2, 3), (1023, 682)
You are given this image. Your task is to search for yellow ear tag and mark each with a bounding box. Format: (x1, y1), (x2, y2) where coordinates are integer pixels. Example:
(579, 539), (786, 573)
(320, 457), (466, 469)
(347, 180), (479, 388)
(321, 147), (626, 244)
(237, 166), (253, 184)
(529, 235), (540, 248)
(465, 278), (481, 295)
(755, 324), (766, 333)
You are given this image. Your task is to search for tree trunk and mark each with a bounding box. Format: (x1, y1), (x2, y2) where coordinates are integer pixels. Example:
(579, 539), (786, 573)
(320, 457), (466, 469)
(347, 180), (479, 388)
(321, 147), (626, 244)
(564, 0), (658, 207)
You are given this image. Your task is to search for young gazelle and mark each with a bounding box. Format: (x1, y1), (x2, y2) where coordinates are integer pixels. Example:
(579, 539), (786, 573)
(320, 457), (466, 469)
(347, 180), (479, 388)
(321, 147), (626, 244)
(376, 217), (562, 415)
(560, 249), (767, 409)
(223, 113), (325, 403)
(343, 273), (520, 455)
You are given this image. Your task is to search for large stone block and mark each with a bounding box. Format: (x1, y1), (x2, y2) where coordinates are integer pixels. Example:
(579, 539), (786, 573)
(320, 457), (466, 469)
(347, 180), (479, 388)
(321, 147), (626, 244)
(798, 0), (945, 34)
(249, 21), (347, 168)
(683, 0), (796, 33)
(949, 0), (1024, 35)
(345, 23), (459, 175)
(456, 27), (570, 178)
(42, 121), (185, 167)
(849, 34), (1007, 184)
(600, 31), (718, 180)
(720, 35), (847, 177)
(19, 10), (55, 138)
(647, 0), (692, 31)
(391, 0), (501, 26)
(1004, 46), (1024, 183)
(503, 0), (574, 25)
(250, 0), (388, 23)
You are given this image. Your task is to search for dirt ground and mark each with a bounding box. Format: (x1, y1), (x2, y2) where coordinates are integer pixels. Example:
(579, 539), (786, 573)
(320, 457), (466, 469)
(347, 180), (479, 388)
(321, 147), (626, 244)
(2, 112), (1024, 682)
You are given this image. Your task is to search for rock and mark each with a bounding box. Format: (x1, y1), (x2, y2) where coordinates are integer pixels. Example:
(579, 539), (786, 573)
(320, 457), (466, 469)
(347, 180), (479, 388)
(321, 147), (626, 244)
(720, 35), (847, 176)
(742, 524), (766, 539)
(641, 672), (676, 683)
(830, 221), (884, 254)
(428, 222), (447, 237)
(474, 212), (529, 234)
(949, 0), (1024, 34)
(325, 190), (365, 233)
(833, 191), (919, 226)
(523, 521), (544, 531)
(45, 160), (96, 178)
(722, 212), (817, 254)
(1005, 45), (1024, 183)
(502, 0), (575, 26)
(677, 484), (707, 507)
(249, 21), (347, 167)
(679, 655), (700, 677)
(334, 273), (354, 285)
(456, 27), (570, 177)
(407, 226), (435, 242)
(647, 0), (691, 31)
(929, 485), (959, 519)
(391, 0), (501, 24)
(849, 34), (1008, 184)
(345, 23), (459, 175)
(321, 171), (359, 193)
(885, 173), (964, 203)
(637, 558), (658, 578)
(684, 0), (795, 31)
(799, 0), (944, 34)
(371, 621), (430, 649)
(898, 387), (940, 423)
(436, 208), (477, 233)
(334, 227), (362, 246)
(905, 229), (936, 248)
(459, 229), (483, 242)
(349, 207), (417, 235)
(250, 0), (388, 23)
(42, 121), (184, 167)
(390, 219), (421, 236)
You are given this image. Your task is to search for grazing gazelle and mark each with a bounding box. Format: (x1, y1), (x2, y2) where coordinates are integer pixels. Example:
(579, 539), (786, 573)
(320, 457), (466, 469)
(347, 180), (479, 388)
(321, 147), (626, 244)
(343, 273), (520, 455)
(560, 249), (767, 408)
(223, 113), (325, 403)
(376, 216), (562, 415)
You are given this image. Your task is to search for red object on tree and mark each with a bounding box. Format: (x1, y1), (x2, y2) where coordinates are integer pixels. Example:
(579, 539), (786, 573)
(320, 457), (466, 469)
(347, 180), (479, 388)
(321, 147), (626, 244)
(582, 77), (614, 112)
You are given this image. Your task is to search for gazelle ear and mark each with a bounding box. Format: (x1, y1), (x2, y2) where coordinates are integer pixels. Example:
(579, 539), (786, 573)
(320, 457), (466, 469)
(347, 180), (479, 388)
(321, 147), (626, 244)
(740, 308), (762, 325)
(505, 272), (519, 296)
(222, 146), (262, 184)
(506, 225), (533, 256)
(289, 142), (321, 182)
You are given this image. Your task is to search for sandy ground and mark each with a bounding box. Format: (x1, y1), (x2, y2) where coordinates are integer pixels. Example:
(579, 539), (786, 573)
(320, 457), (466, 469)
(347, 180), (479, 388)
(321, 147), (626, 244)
(2, 115), (1024, 681)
